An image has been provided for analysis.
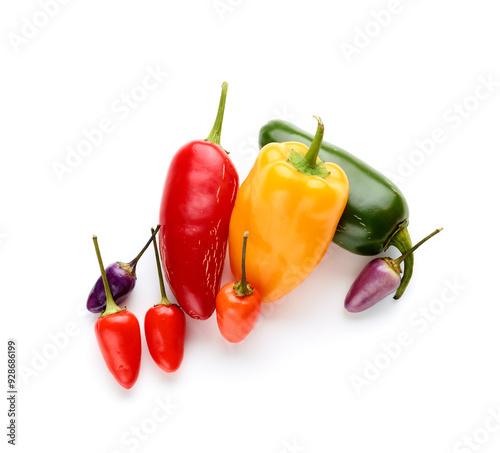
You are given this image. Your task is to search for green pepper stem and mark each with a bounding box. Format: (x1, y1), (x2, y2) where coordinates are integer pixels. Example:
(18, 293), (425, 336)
(303, 116), (324, 167)
(205, 82), (228, 146)
(387, 223), (413, 300)
(393, 228), (442, 267)
(233, 231), (254, 297)
(151, 226), (171, 306)
(93, 236), (122, 318)
(128, 224), (161, 272)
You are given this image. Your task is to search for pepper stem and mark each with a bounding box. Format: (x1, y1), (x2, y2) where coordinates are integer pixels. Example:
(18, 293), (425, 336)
(93, 236), (123, 318)
(205, 82), (228, 146)
(128, 225), (161, 274)
(233, 231), (254, 297)
(304, 116), (324, 167)
(287, 116), (330, 178)
(389, 227), (442, 300)
(387, 223), (413, 300)
(151, 226), (171, 306)
(393, 228), (442, 266)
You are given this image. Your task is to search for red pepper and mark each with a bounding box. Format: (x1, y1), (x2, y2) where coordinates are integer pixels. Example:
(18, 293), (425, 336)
(216, 232), (261, 343)
(159, 82), (239, 320)
(93, 236), (141, 389)
(145, 227), (186, 373)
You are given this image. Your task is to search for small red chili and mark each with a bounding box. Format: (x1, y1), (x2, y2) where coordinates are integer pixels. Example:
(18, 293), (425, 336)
(145, 227), (186, 373)
(216, 231), (261, 343)
(93, 236), (141, 389)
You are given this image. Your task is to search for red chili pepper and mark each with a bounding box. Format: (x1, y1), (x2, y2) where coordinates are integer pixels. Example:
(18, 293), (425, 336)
(92, 235), (141, 389)
(159, 82), (239, 320)
(145, 227), (186, 373)
(216, 232), (262, 343)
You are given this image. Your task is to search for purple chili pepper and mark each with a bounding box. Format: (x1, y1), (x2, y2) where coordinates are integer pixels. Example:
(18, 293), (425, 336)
(86, 225), (160, 313)
(345, 227), (442, 313)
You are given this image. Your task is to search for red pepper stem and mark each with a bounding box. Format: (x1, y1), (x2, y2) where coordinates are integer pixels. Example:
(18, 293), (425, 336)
(233, 231), (254, 297)
(392, 228), (443, 267)
(93, 236), (122, 317)
(304, 116), (324, 168)
(128, 224), (160, 270)
(151, 227), (171, 306)
(205, 82), (228, 146)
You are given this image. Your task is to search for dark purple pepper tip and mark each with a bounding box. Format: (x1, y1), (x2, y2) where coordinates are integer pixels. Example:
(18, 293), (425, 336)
(345, 258), (401, 313)
(86, 262), (137, 313)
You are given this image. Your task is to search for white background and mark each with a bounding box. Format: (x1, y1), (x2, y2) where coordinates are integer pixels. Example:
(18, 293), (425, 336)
(1, 1), (499, 452)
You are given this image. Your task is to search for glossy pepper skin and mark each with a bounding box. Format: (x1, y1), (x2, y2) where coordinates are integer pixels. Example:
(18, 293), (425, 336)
(95, 311), (142, 389)
(216, 232), (262, 343)
(145, 227), (186, 373)
(92, 236), (141, 389)
(159, 82), (239, 320)
(345, 228), (442, 313)
(259, 119), (413, 299)
(145, 305), (185, 372)
(229, 117), (349, 303)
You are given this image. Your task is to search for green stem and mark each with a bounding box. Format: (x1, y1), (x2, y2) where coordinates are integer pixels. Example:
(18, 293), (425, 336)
(128, 224), (161, 271)
(93, 236), (122, 318)
(287, 116), (330, 178)
(389, 227), (442, 300)
(233, 231), (254, 297)
(205, 82), (228, 146)
(304, 116), (324, 167)
(386, 221), (411, 299)
(393, 228), (442, 267)
(151, 226), (171, 306)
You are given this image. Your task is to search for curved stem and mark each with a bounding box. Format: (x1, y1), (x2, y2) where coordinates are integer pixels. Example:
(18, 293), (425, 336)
(386, 223), (412, 299)
(303, 116), (324, 167)
(233, 231), (254, 297)
(390, 227), (442, 300)
(128, 224), (160, 271)
(151, 226), (171, 306)
(393, 228), (442, 267)
(205, 82), (228, 146)
(93, 236), (122, 318)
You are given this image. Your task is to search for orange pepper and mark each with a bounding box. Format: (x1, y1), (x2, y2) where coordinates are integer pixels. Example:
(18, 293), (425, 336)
(228, 117), (349, 303)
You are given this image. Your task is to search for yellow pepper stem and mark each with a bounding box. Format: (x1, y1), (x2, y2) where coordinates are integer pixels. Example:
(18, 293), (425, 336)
(287, 116), (330, 178)
(304, 116), (324, 167)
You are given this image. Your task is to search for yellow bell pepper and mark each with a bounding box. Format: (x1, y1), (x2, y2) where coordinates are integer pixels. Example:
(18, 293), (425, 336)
(228, 117), (349, 303)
